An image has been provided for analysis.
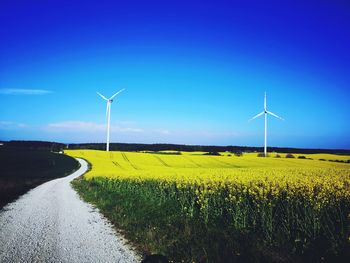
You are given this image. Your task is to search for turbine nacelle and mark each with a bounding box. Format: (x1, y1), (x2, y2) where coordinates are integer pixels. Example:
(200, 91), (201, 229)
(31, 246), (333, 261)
(97, 88), (125, 151)
(97, 89), (125, 102)
(249, 92), (284, 156)
(250, 93), (284, 121)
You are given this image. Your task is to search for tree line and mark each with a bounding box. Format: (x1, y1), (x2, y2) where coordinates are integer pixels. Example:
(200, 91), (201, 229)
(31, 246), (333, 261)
(2, 140), (350, 155)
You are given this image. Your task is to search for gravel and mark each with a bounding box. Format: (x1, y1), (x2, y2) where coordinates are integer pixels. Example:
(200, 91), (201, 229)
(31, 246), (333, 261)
(0, 158), (140, 263)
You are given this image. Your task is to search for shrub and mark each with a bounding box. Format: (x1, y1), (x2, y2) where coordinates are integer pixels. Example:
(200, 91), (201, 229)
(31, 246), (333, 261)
(234, 151), (243, 157)
(298, 156), (306, 159)
(203, 152), (221, 156)
(275, 154), (281, 158)
(286, 154), (295, 158)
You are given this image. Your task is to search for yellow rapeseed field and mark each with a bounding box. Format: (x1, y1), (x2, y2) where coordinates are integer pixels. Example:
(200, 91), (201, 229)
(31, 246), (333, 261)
(66, 150), (350, 208)
(67, 150), (350, 259)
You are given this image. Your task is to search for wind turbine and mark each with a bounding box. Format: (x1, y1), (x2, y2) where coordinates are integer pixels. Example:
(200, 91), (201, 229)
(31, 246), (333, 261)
(97, 89), (125, 152)
(249, 92), (284, 157)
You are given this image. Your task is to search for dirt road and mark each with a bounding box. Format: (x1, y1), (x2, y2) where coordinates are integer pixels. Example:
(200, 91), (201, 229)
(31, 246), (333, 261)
(0, 158), (140, 263)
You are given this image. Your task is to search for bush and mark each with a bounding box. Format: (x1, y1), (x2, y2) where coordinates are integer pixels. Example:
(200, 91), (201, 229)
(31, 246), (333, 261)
(328, 159), (349, 164)
(319, 159), (326, 161)
(145, 151), (182, 155)
(257, 153), (266, 157)
(275, 154), (281, 158)
(203, 152), (221, 156)
(234, 151), (243, 157)
(286, 154), (295, 158)
(298, 156), (306, 159)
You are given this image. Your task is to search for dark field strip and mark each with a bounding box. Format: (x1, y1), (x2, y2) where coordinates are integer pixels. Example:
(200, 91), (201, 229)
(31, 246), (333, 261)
(0, 178), (46, 209)
(0, 147), (80, 209)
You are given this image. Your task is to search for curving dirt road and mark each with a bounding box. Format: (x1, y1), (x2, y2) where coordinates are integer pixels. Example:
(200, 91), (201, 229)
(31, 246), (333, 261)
(0, 158), (140, 263)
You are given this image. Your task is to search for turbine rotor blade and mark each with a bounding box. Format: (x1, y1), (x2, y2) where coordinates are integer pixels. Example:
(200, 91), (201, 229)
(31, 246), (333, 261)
(264, 92), (266, 110)
(97, 92), (108, 101)
(109, 88), (125, 100)
(249, 111), (264, 122)
(267, 111), (284, 120)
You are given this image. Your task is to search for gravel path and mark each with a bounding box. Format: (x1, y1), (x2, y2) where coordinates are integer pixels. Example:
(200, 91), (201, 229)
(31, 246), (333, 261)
(0, 158), (140, 263)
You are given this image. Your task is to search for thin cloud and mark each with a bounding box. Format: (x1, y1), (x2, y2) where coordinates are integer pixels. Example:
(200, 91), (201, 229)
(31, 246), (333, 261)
(0, 89), (52, 95)
(154, 129), (171, 135)
(46, 121), (143, 133)
(0, 121), (29, 129)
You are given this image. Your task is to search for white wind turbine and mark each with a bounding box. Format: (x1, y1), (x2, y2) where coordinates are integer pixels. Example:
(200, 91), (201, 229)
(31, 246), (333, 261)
(97, 89), (125, 152)
(249, 92), (284, 157)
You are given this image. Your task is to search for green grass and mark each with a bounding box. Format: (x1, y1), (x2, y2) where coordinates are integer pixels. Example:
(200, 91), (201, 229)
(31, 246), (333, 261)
(72, 176), (350, 263)
(72, 178), (264, 262)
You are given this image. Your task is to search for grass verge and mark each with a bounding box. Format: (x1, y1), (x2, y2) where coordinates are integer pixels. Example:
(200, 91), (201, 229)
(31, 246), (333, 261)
(72, 177), (350, 263)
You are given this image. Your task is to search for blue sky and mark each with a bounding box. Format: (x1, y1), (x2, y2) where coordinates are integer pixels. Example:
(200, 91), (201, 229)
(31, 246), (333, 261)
(0, 0), (349, 149)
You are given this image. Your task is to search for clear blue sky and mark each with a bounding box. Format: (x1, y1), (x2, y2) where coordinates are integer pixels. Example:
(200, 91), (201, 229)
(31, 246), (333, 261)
(1, 0), (349, 149)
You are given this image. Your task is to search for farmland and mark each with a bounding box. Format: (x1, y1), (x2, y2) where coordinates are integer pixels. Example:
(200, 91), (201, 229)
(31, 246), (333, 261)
(0, 147), (80, 209)
(66, 150), (350, 262)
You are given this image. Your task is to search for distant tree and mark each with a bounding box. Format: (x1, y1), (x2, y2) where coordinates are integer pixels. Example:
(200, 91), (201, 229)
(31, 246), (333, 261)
(203, 152), (221, 156)
(298, 156), (306, 159)
(286, 153), (295, 158)
(275, 154), (281, 158)
(257, 153), (267, 157)
(234, 151), (243, 157)
(319, 159), (326, 161)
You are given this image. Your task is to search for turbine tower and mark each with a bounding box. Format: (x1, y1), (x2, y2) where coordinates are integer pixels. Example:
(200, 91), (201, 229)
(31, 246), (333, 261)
(97, 89), (125, 152)
(249, 92), (284, 157)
